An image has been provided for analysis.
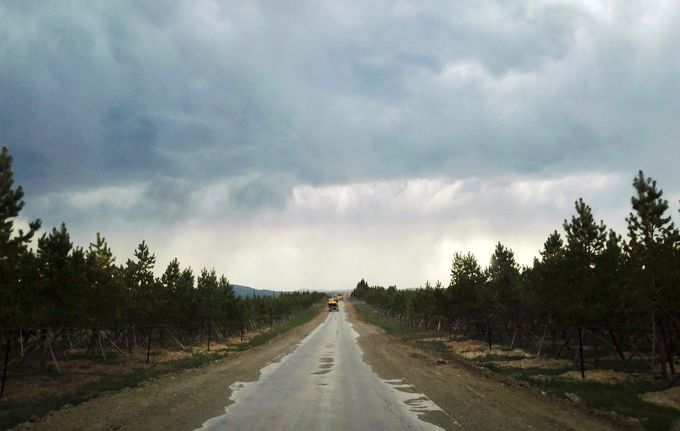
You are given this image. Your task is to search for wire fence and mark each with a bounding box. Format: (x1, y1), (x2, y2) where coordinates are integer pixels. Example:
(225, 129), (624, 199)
(0, 312), (302, 399)
(364, 306), (679, 386)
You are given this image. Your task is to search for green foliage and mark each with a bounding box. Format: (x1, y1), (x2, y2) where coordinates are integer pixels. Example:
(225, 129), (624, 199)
(562, 199), (608, 326)
(0, 147), (41, 327)
(0, 147), (41, 252)
(486, 242), (520, 321)
(448, 252), (485, 319)
(626, 171), (680, 314)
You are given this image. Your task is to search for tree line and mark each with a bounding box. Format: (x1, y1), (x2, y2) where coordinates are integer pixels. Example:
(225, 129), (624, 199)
(353, 171), (679, 379)
(0, 146), (324, 332)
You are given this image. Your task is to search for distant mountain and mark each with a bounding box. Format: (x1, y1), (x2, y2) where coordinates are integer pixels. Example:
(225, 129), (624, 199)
(232, 284), (281, 298)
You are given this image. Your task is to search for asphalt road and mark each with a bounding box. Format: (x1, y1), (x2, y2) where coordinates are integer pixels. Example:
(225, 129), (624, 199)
(198, 302), (447, 431)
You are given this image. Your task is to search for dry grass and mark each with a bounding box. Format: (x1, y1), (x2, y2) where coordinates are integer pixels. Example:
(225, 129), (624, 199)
(558, 369), (645, 384)
(640, 387), (680, 411)
(493, 357), (571, 370)
(442, 338), (532, 360)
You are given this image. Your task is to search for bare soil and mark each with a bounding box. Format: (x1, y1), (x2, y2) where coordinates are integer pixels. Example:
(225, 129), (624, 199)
(641, 387), (680, 411)
(442, 337), (532, 360)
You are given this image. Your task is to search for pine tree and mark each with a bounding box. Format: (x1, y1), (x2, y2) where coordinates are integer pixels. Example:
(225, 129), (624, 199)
(36, 224), (81, 325)
(161, 258), (182, 322)
(486, 242), (520, 321)
(86, 233), (123, 326)
(196, 268), (219, 323)
(125, 241), (158, 324)
(178, 267), (196, 323)
(532, 231), (567, 324)
(216, 274), (236, 323)
(448, 252), (485, 320)
(563, 199), (607, 326)
(0, 147), (41, 256)
(625, 172), (679, 310)
(596, 230), (626, 324)
(0, 147), (41, 327)
(625, 171), (679, 378)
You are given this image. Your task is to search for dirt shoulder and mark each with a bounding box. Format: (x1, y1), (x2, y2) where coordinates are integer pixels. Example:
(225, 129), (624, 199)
(12, 307), (328, 431)
(345, 301), (638, 431)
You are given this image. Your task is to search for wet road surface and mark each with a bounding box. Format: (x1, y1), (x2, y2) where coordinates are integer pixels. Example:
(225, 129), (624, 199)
(198, 303), (447, 430)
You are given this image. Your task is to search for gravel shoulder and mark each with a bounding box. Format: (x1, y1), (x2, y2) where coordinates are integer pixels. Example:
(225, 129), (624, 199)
(13, 307), (329, 431)
(345, 301), (635, 431)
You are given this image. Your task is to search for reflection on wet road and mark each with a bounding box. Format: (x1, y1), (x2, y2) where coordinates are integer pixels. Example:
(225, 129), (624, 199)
(197, 303), (445, 430)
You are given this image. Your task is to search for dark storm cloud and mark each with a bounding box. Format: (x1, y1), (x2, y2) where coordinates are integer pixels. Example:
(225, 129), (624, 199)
(3, 0), (680, 246)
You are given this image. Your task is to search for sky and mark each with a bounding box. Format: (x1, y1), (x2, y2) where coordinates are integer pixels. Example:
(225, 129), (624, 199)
(2, 0), (680, 291)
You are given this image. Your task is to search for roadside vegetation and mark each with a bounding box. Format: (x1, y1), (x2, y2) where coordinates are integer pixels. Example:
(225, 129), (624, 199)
(0, 303), (323, 429)
(353, 170), (680, 430)
(0, 146), (325, 428)
(355, 302), (678, 431)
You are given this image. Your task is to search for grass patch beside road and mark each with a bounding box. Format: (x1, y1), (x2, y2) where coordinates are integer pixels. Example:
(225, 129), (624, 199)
(354, 302), (413, 337)
(479, 360), (679, 431)
(354, 301), (680, 431)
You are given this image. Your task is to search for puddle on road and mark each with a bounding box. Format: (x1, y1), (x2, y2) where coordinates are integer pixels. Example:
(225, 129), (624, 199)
(346, 318), (454, 430)
(385, 380), (443, 414)
(383, 379), (421, 394)
(197, 309), (454, 430)
(196, 314), (332, 431)
(312, 356), (335, 375)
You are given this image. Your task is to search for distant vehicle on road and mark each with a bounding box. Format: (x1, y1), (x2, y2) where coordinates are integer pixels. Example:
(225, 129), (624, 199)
(328, 298), (339, 311)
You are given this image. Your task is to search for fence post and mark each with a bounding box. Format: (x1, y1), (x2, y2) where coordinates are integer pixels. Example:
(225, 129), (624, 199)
(578, 327), (585, 379)
(510, 324), (518, 350)
(651, 307), (656, 382)
(488, 321), (493, 351)
(1, 330), (11, 399)
(146, 328), (152, 365)
(537, 325), (548, 357)
(207, 321), (211, 351)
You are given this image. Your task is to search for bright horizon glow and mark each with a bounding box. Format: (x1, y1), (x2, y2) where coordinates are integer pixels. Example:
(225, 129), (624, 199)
(23, 172), (640, 291)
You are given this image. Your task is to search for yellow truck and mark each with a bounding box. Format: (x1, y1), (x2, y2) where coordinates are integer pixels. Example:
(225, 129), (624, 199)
(328, 298), (339, 311)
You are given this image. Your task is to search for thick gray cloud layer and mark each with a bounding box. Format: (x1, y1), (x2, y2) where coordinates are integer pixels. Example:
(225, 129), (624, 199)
(2, 0), (680, 290)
